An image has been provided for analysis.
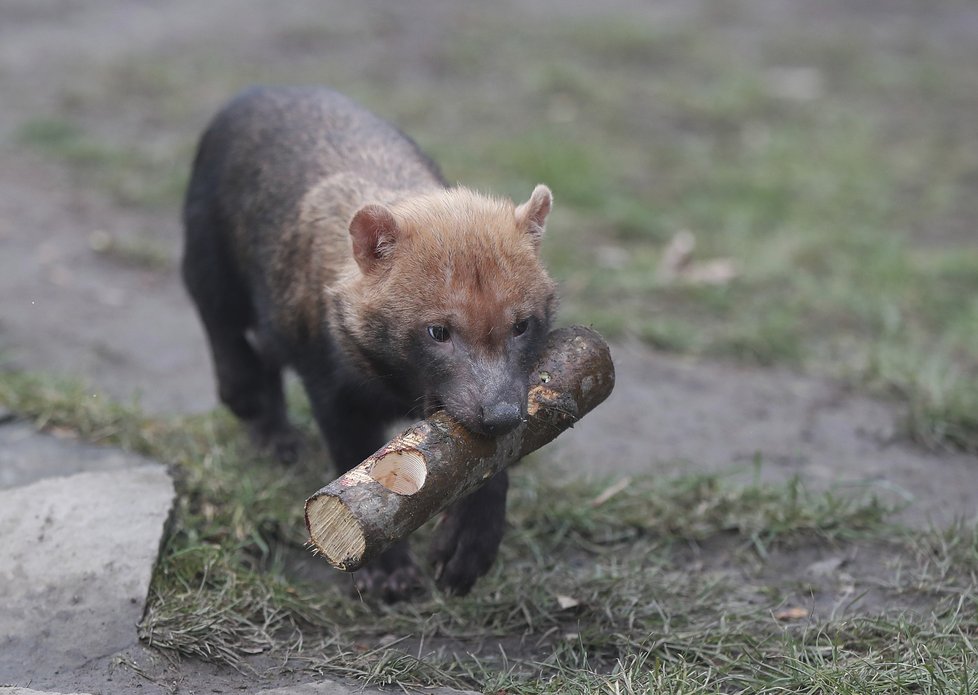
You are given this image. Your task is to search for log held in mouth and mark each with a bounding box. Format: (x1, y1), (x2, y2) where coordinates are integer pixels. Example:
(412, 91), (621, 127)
(309, 450), (429, 570)
(304, 325), (615, 571)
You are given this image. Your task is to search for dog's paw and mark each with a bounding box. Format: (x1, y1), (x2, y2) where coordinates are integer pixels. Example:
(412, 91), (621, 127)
(352, 542), (423, 602)
(246, 419), (304, 465)
(428, 509), (504, 596)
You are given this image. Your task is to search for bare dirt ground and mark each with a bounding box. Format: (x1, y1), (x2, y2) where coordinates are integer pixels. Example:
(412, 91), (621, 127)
(1, 1), (976, 693)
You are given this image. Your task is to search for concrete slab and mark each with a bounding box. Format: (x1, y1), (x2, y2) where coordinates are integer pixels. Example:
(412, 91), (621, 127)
(0, 464), (175, 682)
(0, 421), (141, 490)
(0, 688), (93, 695)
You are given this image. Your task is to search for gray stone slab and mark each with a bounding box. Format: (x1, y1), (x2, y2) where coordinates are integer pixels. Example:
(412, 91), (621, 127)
(0, 464), (175, 682)
(0, 689), (92, 695)
(0, 422), (140, 490)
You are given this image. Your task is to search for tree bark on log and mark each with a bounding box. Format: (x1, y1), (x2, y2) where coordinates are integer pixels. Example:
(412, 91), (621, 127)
(304, 325), (615, 571)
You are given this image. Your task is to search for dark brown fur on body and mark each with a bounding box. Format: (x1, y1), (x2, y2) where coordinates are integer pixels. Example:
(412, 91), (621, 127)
(182, 86), (557, 599)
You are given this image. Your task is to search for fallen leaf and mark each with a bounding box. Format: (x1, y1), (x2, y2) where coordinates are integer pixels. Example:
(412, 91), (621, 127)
(657, 230), (738, 287)
(556, 594), (580, 610)
(805, 556), (846, 577)
(683, 259), (738, 285)
(658, 229), (696, 278)
(47, 426), (78, 440)
(590, 476), (632, 507)
(774, 606), (809, 621)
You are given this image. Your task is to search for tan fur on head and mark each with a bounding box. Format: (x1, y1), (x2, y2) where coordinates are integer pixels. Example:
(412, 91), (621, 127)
(336, 185), (557, 359)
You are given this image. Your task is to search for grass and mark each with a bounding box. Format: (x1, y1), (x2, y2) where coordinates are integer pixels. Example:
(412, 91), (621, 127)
(3, 371), (977, 693)
(87, 229), (172, 270)
(11, 5), (978, 449)
(411, 13), (978, 453)
(15, 117), (189, 209)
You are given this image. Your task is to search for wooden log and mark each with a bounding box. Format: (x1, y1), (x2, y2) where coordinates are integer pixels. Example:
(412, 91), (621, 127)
(304, 325), (615, 571)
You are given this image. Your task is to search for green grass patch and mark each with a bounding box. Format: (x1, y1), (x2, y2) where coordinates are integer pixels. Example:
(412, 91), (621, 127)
(392, 12), (978, 452)
(7, 371), (978, 693)
(15, 117), (188, 208)
(15, 4), (978, 450)
(87, 229), (172, 271)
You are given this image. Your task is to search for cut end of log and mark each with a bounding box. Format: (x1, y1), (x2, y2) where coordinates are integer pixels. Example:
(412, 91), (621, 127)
(369, 449), (427, 495)
(305, 496), (366, 570)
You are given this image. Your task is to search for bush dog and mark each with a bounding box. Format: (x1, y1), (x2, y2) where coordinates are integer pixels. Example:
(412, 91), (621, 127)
(182, 87), (557, 599)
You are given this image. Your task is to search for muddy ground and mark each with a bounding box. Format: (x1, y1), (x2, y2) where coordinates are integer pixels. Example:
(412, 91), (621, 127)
(1, 1), (976, 693)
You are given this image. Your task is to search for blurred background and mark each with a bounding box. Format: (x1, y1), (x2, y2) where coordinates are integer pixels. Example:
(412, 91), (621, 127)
(1, 0), (977, 451)
(3, 3), (978, 690)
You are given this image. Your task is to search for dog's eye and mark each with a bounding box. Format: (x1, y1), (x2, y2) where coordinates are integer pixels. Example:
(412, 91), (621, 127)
(512, 319), (529, 337)
(427, 325), (450, 342)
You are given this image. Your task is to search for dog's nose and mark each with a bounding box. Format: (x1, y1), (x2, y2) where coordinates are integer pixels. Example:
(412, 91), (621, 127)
(481, 402), (522, 435)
